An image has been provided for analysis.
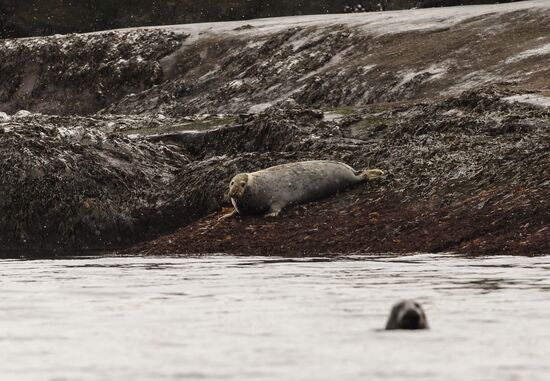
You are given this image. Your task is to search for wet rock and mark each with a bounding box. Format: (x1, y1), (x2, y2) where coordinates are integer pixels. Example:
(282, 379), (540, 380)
(4, 7), (550, 118)
(0, 115), (190, 254)
(14, 110), (32, 118)
(0, 30), (183, 115)
(2, 86), (549, 256)
(124, 88), (550, 256)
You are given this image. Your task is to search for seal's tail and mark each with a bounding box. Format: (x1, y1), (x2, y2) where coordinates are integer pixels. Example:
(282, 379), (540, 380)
(360, 168), (384, 181)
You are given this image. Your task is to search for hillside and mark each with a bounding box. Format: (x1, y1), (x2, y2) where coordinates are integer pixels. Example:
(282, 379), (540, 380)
(0, 0), (523, 38)
(0, 0), (548, 256)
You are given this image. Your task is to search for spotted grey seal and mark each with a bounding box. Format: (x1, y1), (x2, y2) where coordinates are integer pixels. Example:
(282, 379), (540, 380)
(220, 160), (384, 220)
(385, 300), (429, 330)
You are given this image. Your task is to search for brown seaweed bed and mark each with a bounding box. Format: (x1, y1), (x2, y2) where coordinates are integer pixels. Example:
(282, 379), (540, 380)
(129, 183), (548, 256)
(126, 89), (549, 256)
(0, 4), (549, 256)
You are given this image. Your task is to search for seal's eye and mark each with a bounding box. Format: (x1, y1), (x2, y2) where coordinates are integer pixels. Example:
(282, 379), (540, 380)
(230, 181), (234, 186)
(240, 182), (246, 187)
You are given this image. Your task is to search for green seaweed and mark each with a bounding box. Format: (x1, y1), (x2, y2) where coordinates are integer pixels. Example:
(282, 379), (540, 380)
(351, 116), (397, 130)
(325, 106), (358, 116)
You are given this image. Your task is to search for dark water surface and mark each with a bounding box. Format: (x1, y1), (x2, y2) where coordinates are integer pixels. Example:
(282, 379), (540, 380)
(1, 254), (550, 380)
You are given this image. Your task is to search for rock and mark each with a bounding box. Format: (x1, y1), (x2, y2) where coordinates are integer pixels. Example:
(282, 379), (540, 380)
(3, 6), (550, 118)
(0, 30), (183, 115)
(0, 112), (10, 122)
(14, 110), (32, 118)
(0, 114), (190, 254)
(122, 88), (550, 256)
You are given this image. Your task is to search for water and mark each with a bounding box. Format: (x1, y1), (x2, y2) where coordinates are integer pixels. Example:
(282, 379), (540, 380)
(1, 254), (550, 381)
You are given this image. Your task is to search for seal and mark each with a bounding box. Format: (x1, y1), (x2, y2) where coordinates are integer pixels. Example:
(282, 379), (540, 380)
(385, 300), (429, 330)
(220, 160), (384, 220)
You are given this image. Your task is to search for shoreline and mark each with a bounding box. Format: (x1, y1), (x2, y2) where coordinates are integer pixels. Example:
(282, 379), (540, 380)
(1, 2), (549, 257)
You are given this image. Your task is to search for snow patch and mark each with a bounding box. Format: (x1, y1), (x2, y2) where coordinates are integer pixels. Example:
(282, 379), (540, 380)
(105, 0), (550, 40)
(323, 112), (346, 122)
(397, 64), (448, 88)
(228, 80), (244, 90)
(197, 67), (221, 81)
(360, 64), (377, 74)
(249, 102), (274, 114)
(298, 47), (352, 82)
(290, 30), (324, 51)
(503, 94), (550, 108)
(445, 70), (503, 95)
(505, 42), (550, 63)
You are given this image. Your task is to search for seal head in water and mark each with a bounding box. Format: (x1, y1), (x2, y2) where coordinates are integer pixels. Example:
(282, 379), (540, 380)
(221, 160), (384, 219)
(385, 300), (429, 330)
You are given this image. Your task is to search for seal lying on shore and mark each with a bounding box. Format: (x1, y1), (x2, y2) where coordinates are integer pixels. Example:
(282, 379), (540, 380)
(385, 300), (429, 330)
(220, 160), (384, 219)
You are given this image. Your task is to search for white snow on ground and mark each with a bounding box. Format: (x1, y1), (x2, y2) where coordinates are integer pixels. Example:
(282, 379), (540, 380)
(397, 64), (448, 88)
(228, 80), (244, 90)
(361, 64), (377, 73)
(503, 94), (550, 108)
(82, 0), (549, 42)
(248, 102), (274, 114)
(443, 70), (504, 95)
(289, 30), (325, 51)
(298, 48), (349, 82)
(323, 112), (346, 122)
(505, 42), (550, 63)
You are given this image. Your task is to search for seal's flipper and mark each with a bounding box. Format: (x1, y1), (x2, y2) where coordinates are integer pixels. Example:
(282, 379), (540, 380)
(218, 208), (238, 222)
(361, 168), (384, 181)
(264, 203), (283, 218)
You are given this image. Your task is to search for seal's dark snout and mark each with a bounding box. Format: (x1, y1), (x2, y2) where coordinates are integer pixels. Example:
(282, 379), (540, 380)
(401, 309), (421, 329)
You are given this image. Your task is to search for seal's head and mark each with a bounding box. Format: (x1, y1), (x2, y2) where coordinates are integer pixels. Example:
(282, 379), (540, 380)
(385, 300), (429, 330)
(228, 173), (249, 199)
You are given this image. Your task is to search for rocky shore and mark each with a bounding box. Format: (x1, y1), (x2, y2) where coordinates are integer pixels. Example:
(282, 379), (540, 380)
(126, 88), (549, 256)
(0, 1), (548, 256)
